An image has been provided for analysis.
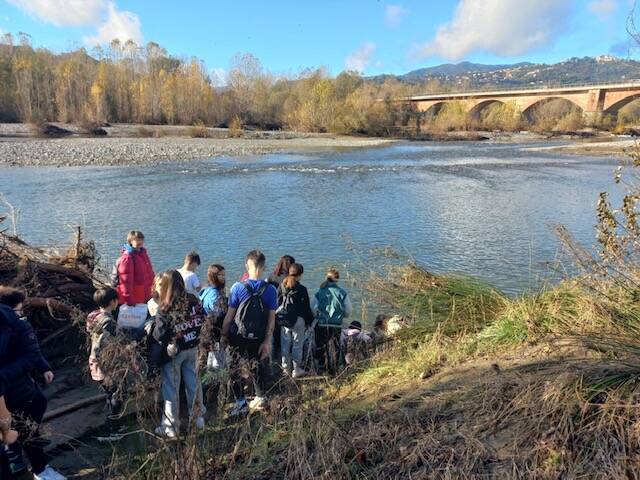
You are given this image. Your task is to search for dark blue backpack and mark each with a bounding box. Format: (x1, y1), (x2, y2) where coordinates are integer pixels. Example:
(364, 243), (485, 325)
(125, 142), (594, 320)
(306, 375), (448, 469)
(234, 282), (269, 340)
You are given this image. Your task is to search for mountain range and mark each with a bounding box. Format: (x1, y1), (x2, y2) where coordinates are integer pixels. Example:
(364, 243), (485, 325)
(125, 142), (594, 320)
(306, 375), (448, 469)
(369, 56), (640, 90)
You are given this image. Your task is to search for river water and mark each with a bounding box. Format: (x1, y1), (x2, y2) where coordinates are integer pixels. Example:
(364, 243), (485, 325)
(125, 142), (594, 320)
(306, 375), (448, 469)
(0, 141), (622, 305)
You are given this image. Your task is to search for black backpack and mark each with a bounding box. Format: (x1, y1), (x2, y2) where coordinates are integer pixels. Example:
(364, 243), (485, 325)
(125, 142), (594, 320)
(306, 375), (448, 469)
(276, 288), (298, 329)
(234, 281), (269, 340)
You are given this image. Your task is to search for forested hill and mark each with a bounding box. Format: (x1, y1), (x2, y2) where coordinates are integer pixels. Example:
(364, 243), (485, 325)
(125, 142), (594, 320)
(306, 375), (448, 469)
(369, 56), (640, 90)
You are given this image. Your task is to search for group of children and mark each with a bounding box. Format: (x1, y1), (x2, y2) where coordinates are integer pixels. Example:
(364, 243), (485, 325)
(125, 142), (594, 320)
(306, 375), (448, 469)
(87, 230), (373, 437)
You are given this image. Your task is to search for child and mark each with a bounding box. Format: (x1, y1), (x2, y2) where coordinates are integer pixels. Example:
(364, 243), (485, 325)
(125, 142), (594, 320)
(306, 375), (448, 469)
(87, 287), (121, 426)
(152, 270), (206, 438)
(147, 273), (162, 318)
(340, 320), (372, 367)
(221, 250), (278, 415)
(277, 263), (314, 378)
(199, 264), (228, 357)
(115, 230), (155, 307)
(312, 268), (353, 373)
(178, 251), (202, 295)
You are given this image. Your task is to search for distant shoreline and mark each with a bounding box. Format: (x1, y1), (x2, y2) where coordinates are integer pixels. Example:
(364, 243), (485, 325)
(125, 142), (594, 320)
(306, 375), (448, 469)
(0, 123), (396, 167)
(0, 122), (631, 167)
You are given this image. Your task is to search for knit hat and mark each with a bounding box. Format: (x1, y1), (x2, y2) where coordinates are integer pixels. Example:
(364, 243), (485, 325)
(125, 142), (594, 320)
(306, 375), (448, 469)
(348, 320), (362, 331)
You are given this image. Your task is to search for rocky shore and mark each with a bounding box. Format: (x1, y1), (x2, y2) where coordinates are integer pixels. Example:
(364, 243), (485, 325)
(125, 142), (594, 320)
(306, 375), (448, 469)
(0, 123), (396, 167)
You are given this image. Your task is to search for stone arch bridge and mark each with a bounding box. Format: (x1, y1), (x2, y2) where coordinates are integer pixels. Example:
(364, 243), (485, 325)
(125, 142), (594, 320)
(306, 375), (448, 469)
(404, 82), (640, 120)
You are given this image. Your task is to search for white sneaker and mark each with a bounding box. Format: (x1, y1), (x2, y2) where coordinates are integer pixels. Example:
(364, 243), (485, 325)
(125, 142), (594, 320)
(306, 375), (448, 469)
(33, 465), (67, 480)
(195, 416), (205, 429)
(292, 368), (306, 379)
(248, 396), (267, 411)
(228, 399), (249, 418)
(281, 365), (291, 376)
(154, 425), (177, 439)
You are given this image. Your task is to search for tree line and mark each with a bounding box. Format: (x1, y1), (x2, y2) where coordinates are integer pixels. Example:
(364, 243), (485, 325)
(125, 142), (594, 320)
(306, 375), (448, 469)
(2, 34), (638, 136)
(0, 34), (433, 136)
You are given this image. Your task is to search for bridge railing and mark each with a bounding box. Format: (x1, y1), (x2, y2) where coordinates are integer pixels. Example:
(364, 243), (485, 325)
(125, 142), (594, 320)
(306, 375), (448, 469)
(404, 80), (640, 100)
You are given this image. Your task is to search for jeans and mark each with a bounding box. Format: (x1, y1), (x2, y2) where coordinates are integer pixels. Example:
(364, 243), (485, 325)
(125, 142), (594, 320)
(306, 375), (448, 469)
(281, 317), (306, 371)
(7, 390), (48, 474)
(161, 347), (204, 432)
(229, 337), (271, 399)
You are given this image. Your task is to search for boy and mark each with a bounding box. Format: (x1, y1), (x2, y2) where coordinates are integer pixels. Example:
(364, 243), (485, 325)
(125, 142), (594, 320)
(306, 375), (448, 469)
(87, 288), (122, 428)
(178, 251), (202, 295)
(221, 251), (277, 415)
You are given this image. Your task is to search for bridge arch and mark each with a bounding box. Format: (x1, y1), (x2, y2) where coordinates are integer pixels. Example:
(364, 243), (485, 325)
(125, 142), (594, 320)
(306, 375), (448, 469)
(521, 96), (584, 122)
(421, 101), (448, 119)
(468, 99), (506, 119)
(603, 93), (640, 116)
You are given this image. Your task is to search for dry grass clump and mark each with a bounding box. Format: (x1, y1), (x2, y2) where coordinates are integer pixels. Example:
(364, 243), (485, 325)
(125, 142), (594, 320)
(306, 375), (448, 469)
(228, 115), (244, 138)
(363, 262), (505, 338)
(188, 120), (210, 138)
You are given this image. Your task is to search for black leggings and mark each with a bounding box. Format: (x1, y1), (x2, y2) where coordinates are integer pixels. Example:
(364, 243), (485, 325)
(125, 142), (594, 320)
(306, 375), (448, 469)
(229, 337), (271, 399)
(315, 326), (341, 373)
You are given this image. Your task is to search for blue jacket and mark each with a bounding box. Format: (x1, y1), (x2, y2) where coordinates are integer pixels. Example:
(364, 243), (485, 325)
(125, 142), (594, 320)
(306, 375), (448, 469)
(0, 304), (42, 406)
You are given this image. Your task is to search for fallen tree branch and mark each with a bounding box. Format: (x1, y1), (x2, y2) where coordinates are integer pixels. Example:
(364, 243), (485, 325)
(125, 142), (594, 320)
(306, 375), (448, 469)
(25, 297), (76, 317)
(36, 263), (93, 284)
(43, 282), (93, 298)
(43, 394), (106, 422)
(40, 324), (75, 346)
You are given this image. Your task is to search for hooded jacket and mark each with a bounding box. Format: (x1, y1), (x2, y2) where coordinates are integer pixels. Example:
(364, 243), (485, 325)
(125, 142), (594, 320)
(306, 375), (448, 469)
(116, 244), (155, 305)
(0, 304), (42, 406)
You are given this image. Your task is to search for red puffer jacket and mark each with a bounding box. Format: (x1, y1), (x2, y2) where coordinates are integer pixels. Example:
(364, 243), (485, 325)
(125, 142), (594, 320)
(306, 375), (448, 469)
(116, 246), (155, 305)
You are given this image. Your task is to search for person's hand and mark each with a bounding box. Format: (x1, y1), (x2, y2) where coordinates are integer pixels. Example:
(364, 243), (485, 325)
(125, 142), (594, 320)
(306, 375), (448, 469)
(220, 334), (229, 348)
(43, 371), (54, 384)
(167, 343), (178, 358)
(258, 339), (271, 360)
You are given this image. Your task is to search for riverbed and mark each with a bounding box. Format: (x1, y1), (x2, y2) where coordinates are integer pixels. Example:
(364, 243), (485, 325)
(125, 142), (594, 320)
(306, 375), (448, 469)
(0, 141), (621, 306)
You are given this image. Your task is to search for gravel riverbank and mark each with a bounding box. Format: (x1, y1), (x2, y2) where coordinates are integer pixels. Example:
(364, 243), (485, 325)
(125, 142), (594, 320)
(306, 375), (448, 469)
(0, 135), (396, 167)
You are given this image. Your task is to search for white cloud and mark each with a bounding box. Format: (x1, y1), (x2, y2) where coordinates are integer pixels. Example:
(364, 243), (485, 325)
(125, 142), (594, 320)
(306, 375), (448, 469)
(588, 0), (617, 18)
(345, 42), (377, 73)
(8, 0), (142, 46)
(83, 2), (142, 46)
(7, 0), (105, 26)
(412, 0), (574, 61)
(385, 4), (407, 27)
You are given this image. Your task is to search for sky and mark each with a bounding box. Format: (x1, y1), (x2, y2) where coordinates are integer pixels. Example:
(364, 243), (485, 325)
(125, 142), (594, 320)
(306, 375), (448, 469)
(0, 0), (637, 79)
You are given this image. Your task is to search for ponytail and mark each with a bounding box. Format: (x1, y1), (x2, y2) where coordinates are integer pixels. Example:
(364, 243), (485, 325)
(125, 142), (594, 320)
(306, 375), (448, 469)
(283, 263), (304, 289)
(320, 267), (340, 289)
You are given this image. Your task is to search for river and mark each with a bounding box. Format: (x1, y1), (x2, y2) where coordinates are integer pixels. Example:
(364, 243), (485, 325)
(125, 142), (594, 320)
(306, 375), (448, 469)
(0, 140), (622, 310)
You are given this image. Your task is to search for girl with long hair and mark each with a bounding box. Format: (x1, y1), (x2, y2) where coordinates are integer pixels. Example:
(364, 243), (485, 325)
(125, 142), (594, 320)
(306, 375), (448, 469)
(151, 270), (206, 438)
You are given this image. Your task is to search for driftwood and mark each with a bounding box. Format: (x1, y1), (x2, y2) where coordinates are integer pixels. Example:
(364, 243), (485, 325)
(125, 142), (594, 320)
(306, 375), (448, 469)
(24, 297), (75, 316)
(43, 394), (107, 422)
(0, 223), (103, 356)
(37, 263), (94, 284)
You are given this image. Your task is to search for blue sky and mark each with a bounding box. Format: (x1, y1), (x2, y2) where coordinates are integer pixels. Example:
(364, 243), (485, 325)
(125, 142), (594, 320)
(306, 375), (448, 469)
(0, 0), (635, 77)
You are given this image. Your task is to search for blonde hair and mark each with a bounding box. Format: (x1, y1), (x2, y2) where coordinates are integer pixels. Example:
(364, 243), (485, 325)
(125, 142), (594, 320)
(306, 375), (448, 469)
(320, 267), (340, 289)
(126, 230), (145, 245)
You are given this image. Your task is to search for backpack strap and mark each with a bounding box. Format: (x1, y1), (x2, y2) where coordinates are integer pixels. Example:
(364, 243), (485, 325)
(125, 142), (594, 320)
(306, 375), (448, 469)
(257, 283), (269, 296)
(242, 281), (255, 295)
